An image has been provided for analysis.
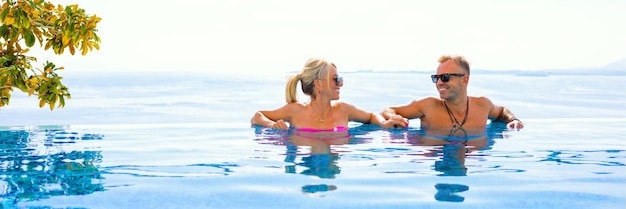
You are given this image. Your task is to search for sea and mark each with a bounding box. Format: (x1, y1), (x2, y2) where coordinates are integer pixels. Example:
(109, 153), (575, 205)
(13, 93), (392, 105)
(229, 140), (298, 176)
(0, 70), (624, 209)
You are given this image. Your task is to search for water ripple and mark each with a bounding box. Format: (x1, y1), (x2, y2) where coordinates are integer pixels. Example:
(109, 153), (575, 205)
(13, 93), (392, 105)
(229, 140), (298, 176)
(537, 150), (626, 166)
(103, 163), (239, 177)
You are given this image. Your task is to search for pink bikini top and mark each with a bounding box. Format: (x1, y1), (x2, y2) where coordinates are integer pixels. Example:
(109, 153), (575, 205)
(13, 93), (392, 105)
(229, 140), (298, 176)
(295, 126), (349, 133)
(292, 126), (350, 140)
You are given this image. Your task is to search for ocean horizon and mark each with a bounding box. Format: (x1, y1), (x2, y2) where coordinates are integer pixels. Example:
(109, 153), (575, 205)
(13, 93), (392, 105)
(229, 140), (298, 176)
(1, 70), (624, 126)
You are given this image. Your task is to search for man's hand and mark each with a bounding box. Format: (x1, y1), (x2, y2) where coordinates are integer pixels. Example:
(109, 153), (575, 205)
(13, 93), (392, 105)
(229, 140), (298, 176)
(507, 119), (524, 130)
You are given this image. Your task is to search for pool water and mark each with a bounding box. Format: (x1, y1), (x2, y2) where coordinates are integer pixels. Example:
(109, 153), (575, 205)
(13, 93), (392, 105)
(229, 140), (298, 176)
(0, 72), (625, 208)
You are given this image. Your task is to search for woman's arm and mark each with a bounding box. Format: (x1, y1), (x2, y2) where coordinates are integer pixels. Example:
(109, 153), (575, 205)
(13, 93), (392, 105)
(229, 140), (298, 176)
(250, 104), (296, 129)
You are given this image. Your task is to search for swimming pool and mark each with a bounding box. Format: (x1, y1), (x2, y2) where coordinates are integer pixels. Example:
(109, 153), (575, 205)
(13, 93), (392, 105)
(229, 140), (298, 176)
(0, 72), (625, 208)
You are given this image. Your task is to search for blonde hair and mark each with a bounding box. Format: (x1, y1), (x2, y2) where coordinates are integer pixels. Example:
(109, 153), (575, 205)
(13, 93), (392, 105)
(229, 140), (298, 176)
(439, 55), (471, 75)
(285, 58), (336, 103)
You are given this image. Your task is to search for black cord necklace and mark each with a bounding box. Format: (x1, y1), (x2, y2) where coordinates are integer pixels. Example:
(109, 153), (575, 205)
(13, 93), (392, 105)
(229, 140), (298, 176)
(443, 97), (469, 129)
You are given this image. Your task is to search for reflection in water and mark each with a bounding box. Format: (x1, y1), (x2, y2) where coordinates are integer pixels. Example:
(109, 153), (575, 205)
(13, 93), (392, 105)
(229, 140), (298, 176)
(287, 128), (351, 195)
(253, 126), (355, 195)
(0, 128), (104, 206)
(253, 124), (511, 200)
(391, 123), (510, 202)
(301, 184), (338, 194)
(285, 152), (340, 179)
(434, 183), (470, 202)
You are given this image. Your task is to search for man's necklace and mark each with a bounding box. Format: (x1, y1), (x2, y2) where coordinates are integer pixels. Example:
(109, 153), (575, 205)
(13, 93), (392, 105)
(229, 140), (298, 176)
(443, 97), (469, 129)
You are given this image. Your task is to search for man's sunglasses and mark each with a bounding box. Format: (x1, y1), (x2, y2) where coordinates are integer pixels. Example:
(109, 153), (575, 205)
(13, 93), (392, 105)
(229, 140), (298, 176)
(431, 74), (465, 83)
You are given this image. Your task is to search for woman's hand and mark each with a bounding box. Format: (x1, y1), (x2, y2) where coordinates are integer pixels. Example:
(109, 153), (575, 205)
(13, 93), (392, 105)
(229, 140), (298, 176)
(271, 119), (290, 130)
(382, 115), (409, 128)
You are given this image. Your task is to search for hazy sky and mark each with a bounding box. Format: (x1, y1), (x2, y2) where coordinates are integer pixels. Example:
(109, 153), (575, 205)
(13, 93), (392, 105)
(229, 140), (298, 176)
(35, 0), (626, 75)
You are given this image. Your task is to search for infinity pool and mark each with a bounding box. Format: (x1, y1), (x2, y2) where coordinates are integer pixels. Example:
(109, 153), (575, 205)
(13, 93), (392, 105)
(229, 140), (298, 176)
(0, 72), (625, 208)
(1, 118), (624, 209)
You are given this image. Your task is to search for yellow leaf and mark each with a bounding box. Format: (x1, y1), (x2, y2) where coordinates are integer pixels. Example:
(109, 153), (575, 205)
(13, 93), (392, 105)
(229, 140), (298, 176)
(4, 16), (14, 25)
(62, 35), (69, 45)
(39, 99), (45, 108)
(44, 41), (52, 50)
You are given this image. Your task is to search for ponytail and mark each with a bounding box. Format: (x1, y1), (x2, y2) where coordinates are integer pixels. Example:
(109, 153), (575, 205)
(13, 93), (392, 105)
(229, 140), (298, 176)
(285, 74), (300, 103)
(285, 58), (333, 103)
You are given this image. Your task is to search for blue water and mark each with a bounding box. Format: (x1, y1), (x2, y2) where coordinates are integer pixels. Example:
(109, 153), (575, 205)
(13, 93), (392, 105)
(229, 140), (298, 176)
(0, 72), (625, 208)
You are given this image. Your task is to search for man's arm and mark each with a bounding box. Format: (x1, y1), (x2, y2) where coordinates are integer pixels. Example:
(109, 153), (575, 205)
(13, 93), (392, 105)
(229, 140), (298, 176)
(492, 106), (524, 130)
(494, 107), (520, 123)
(381, 100), (424, 120)
(380, 99), (430, 128)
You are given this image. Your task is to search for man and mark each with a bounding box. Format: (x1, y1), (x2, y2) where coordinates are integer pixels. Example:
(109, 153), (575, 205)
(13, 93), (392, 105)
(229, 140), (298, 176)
(381, 55), (524, 130)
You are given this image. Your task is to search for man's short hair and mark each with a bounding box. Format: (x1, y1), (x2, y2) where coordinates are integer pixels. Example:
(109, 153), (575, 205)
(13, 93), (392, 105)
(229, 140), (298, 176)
(439, 55), (470, 75)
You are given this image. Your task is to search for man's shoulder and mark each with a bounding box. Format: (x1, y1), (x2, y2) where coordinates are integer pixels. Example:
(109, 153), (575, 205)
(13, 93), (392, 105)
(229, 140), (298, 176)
(405, 97), (441, 109)
(469, 96), (495, 106)
(469, 95), (493, 102)
(415, 96), (441, 103)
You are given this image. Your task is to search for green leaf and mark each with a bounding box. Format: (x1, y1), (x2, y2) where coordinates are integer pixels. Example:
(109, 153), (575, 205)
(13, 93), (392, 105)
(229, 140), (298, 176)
(13, 9), (20, 28)
(19, 9), (30, 28)
(0, 25), (7, 37)
(10, 26), (18, 39)
(0, 7), (9, 21)
(59, 96), (65, 107)
(24, 30), (35, 47)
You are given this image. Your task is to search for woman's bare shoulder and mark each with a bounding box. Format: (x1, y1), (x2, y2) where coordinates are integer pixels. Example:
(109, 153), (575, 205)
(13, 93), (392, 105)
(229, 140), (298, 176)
(289, 102), (307, 106)
(332, 101), (356, 109)
(283, 102), (307, 111)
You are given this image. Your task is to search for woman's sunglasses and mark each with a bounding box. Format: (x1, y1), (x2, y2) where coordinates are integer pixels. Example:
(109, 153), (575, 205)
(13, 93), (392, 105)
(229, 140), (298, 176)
(332, 77), (343, 85)
(431, 74), (465, 83)
(318, 76), (344, 85)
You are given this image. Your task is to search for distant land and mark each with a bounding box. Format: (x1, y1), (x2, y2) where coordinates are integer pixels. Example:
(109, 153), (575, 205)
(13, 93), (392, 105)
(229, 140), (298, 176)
(351, 57), (626, 76)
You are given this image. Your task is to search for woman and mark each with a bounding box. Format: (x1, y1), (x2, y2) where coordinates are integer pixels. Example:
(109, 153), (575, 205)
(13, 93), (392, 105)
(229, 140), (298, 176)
(251, 58), (403, 130)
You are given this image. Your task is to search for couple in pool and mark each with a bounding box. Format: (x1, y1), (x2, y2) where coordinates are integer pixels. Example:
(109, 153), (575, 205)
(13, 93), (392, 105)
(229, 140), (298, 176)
(250, 56), (524, 134)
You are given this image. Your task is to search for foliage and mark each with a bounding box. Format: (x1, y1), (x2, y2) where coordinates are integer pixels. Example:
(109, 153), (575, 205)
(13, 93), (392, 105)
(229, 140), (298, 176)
(0, 0), (100, 110)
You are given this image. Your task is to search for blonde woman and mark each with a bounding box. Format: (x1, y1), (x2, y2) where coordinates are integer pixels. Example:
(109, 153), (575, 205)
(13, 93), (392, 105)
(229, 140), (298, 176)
(251, 58), (404, 130)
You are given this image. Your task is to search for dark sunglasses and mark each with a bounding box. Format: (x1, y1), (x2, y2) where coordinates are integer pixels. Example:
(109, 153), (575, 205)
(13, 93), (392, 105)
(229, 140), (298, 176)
(431, 74), (465, 83)
(332, 77), (343, 85)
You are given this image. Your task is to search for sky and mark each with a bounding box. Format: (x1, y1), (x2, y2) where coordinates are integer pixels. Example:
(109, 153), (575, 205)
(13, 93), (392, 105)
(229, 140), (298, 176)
(32, 0), (626, 76)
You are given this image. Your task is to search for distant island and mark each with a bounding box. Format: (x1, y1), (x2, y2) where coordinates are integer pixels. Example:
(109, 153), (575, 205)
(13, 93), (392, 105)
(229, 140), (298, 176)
(349, 57), (626, 76)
